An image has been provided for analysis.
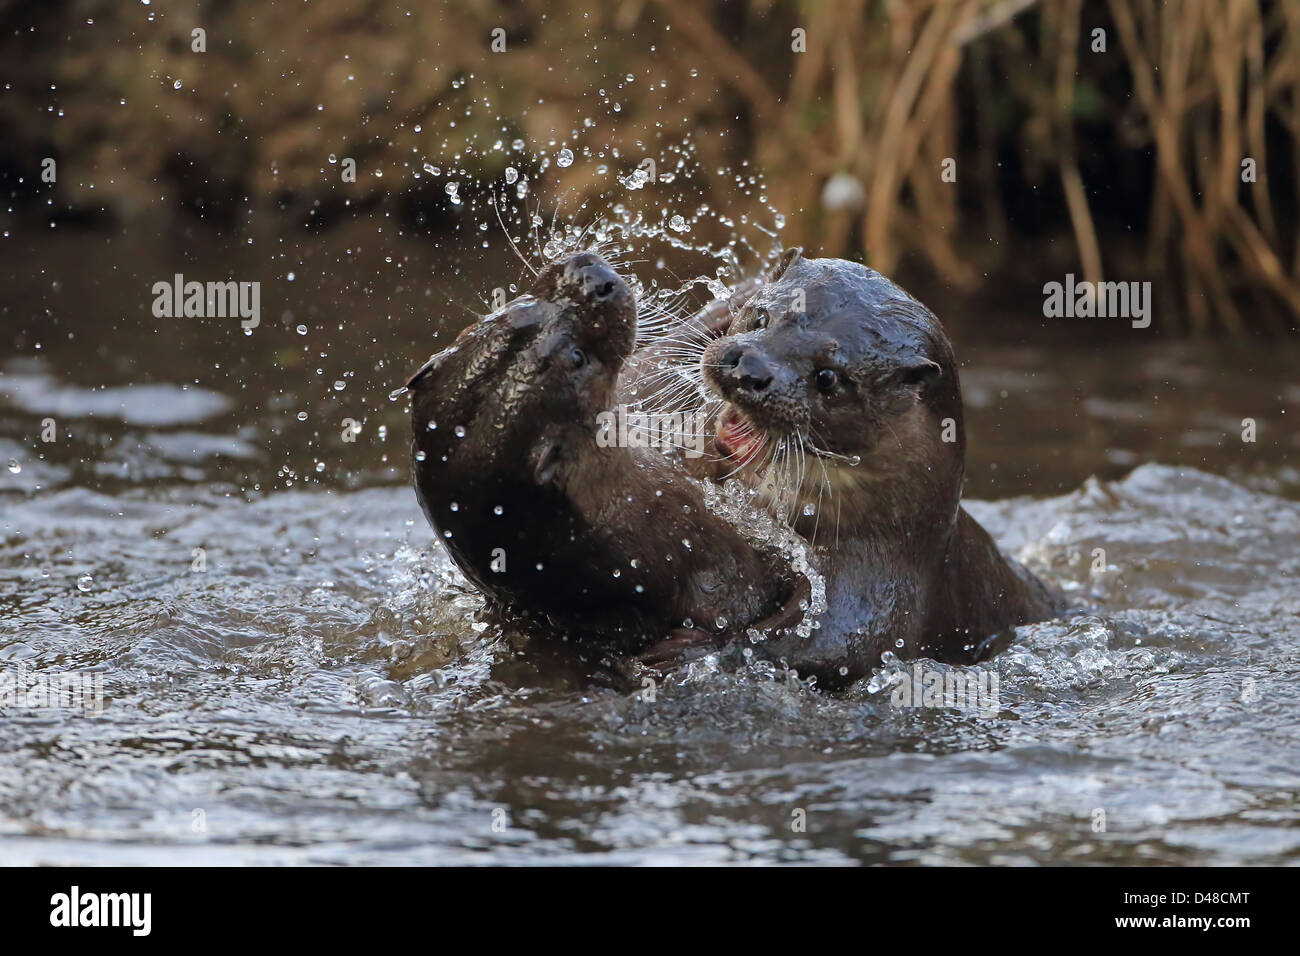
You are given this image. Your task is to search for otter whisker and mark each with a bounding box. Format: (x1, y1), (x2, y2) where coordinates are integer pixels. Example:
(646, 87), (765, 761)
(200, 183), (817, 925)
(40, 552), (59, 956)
(793, 431), (810, 527)
(491, 190), (540, 279)
(632, 373), (707, 410)
(639, 319), (717, 349)
(527, 198), (548, 264)
(809, 432), (835, 545)
(803, 440), (861, 466)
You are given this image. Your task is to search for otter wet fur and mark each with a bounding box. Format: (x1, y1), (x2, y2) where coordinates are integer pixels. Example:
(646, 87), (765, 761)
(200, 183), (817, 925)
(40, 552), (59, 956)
(407, 251), (801, 665)
(694, 248), (1062, 686)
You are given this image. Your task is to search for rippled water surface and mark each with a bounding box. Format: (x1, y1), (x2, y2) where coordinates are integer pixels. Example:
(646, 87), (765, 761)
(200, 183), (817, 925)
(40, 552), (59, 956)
(2, 229), (1298, 864)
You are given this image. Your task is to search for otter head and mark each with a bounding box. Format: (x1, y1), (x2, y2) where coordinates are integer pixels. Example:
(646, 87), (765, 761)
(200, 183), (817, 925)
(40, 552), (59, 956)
(409, 250), (635, 486)
(701, 249), (964, 534)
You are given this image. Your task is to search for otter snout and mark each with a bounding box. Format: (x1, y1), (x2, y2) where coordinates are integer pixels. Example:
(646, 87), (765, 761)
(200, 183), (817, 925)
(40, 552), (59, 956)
(703, 335), (807, 441)
(560, 255), (628, 307)
(718, 342), (774, 392)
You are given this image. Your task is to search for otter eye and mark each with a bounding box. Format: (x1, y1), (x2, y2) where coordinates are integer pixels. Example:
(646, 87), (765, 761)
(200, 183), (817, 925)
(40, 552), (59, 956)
(752, 309), (770, 330)
(570, 347), (587, 368)
(816, 368), (838, 393)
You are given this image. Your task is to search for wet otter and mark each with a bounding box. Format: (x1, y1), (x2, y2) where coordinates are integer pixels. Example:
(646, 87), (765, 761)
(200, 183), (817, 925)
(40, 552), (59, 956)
(407, 251), (801, 663)
(695, 249), (1061, 685)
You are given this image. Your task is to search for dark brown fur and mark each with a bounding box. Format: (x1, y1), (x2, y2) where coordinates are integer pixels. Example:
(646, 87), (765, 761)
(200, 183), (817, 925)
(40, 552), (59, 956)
(694, 250), (1063, 686)
(408, 252), (800, 662)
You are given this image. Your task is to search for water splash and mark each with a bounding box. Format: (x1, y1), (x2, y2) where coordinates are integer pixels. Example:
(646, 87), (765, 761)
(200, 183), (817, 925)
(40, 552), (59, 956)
(699, 478), (827, 641)
(415, 74), (787, 333)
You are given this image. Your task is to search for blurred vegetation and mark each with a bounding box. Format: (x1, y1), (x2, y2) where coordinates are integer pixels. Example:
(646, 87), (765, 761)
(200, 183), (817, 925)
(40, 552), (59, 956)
(2, 0), (1300, 334)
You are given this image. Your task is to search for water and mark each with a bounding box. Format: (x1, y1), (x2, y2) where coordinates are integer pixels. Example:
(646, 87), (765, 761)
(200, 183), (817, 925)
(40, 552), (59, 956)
(2, 217), (1299, 864)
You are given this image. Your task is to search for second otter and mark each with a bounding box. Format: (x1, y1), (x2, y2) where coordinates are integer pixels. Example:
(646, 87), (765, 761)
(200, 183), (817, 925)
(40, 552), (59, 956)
(407, 251), (801, 662)
(696, 249), (1061, 685)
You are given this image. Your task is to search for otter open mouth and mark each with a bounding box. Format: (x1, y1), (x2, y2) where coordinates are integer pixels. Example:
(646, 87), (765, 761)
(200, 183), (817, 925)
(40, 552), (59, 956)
(715, 403), (767, 465)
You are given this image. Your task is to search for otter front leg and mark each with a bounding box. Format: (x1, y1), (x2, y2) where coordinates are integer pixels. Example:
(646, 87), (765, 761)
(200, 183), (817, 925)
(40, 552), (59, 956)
(637, 628), (723, 667)
(636, 574), (812, 672)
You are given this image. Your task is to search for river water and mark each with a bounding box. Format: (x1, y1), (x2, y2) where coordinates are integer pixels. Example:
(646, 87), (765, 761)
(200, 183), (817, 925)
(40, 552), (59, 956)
(1, 224), (1298, 864)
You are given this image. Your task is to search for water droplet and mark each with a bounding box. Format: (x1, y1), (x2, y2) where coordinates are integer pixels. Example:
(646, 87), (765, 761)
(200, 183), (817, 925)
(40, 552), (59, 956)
(802, 503), (816, 516)
(449, 502), (459, 512)
(493, 505), (503, 516)
(556, 148), (574, 168)
(504, 166), (518, 184)
(296, 411), (308, 421)
(668, 214), (688, 233)
(6, 459), (18, 474)
(389, 387), (409, 401)
(76, 574), (93, 592)
(296, 324), (307, 335)
(453, 425), (466, 438)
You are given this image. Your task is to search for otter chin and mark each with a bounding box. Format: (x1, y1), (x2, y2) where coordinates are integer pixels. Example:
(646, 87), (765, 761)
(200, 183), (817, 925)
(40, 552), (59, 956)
(698, 248), (1063, 686)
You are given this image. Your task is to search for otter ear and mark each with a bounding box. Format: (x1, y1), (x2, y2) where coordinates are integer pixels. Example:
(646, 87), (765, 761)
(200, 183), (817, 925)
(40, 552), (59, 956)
(405, 344), (455, 389)
(533, 437), (564, 486)
(900, 358), (943, 390)
(768, 247), (803, 283)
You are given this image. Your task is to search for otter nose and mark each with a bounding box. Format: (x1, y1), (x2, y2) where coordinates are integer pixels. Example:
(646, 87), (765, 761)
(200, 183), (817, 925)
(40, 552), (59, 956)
(722, 343), (773, 392)
(565, 260), (624, 302)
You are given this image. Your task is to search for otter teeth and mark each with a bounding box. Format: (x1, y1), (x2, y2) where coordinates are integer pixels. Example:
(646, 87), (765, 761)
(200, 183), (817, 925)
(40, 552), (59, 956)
(716, 405), (766, 464)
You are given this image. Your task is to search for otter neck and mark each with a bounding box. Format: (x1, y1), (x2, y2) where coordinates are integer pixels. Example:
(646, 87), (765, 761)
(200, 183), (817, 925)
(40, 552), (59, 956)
(787, 447), (963, 551)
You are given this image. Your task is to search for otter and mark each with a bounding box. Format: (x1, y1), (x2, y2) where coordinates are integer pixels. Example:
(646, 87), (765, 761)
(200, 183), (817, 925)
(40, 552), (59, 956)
(407, 251), (802, 665)
(687, 248), (1062, 686)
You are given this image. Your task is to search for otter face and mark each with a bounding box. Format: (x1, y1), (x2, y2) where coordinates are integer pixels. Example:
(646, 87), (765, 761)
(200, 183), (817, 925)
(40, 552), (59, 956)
(527, 251), (638, 385)
(410, 251), (635, 436)
(701, 252), (963, 513)
(408, 250), (636, 498)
